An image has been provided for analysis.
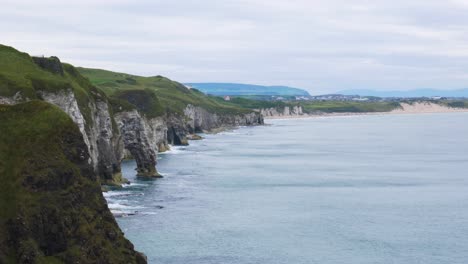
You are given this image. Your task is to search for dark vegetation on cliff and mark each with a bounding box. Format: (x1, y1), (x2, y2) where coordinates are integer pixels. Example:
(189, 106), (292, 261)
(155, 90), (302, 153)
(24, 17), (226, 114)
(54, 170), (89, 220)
(0, 101), (145, 263)
(435, 100), (468, 108)
(77, 67), (252, 116)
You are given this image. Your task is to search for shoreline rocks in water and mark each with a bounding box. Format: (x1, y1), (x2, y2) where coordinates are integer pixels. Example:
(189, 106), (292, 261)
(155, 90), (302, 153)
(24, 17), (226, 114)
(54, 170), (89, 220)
(187, 134), (204, 140)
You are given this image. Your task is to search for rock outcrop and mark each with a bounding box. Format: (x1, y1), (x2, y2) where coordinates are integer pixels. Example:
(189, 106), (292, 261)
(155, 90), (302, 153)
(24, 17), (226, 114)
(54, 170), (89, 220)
(115, 110), (160, 178)
(183, 104), (264, 132)
(0, 101), (146, 263)
(32, 56), (64, 75)
(37, 88), (123, 185)
(115, 105), (263, 177)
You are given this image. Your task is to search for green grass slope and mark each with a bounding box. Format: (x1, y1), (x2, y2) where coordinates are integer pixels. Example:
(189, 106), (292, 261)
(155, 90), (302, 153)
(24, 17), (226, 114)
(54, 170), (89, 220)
(0, 101), (145, 263)
(0, 44), (111, 130)
(300, 101), (401, 113)
(78, 67), (251, 116)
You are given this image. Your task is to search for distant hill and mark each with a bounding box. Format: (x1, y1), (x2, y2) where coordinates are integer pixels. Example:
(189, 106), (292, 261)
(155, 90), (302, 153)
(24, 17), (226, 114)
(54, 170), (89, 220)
(186, 83), (310, 96)
(338, 88), (468, 98)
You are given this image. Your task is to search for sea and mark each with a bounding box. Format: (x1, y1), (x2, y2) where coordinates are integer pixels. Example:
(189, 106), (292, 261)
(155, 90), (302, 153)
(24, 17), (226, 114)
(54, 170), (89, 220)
(104, 113), (468, 264)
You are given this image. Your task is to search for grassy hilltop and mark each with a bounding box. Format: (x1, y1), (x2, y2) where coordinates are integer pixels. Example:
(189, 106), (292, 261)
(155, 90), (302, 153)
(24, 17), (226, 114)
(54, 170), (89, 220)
(77, 67), (251, 117)
(0, 101), (145, 263)
(0, 44), (251, 123)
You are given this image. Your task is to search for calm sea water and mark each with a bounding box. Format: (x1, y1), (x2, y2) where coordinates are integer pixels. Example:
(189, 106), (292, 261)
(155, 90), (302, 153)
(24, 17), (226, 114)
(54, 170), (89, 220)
(105, 113), (468, 264)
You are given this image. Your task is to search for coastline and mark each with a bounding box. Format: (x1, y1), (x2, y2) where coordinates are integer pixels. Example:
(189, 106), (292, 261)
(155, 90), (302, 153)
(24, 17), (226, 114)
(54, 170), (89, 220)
(110, 111), (468, 264)
(264, 102), (468, 120)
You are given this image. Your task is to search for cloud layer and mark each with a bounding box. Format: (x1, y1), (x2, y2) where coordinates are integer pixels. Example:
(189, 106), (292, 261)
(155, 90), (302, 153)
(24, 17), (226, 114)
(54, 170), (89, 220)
(2, 0), (468, 93)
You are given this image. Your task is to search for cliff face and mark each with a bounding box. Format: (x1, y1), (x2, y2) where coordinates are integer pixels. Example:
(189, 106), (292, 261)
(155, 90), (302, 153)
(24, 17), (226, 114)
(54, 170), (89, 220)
(0, 45), (264, 182)
(5, 88), (124, 185)
(34, 59), (124, 185)
(38, 89), (123, 184)
(114, 110), (160, 177)
(0, 44), (264, 263)
(114, 105), (263, 177)
(183, 104), (264, 132)
(0, 49), (124, 185)
(0, 101), (146, 263)
(260, 105), (304, 117)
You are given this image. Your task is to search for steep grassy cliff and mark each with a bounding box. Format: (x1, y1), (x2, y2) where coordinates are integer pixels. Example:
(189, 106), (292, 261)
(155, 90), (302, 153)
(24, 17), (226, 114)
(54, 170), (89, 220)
(0, 101), (145, 263)
(0, 44), (124, 184)
(0, 44), (263, 181)
(0, 45), (105, 129)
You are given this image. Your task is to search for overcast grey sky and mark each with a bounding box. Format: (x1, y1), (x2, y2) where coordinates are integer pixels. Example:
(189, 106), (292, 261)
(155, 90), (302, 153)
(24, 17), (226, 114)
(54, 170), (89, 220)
(2, 0), (468, 93)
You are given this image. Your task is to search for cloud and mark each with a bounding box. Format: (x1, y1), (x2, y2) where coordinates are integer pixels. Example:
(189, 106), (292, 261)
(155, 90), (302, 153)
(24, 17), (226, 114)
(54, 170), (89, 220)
(1, 0), (468, 93)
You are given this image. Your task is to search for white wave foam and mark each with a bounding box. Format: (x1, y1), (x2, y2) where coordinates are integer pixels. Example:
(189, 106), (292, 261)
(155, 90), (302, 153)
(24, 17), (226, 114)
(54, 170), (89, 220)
(123, 182), (148, 188)
(107, 202), (144, 211)
(103, 191), (133, 197)
(161, 145), (188, 154)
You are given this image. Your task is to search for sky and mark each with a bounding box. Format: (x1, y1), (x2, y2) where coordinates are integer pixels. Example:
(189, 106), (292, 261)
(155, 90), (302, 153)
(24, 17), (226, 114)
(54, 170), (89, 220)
(2, 0), (468, 94)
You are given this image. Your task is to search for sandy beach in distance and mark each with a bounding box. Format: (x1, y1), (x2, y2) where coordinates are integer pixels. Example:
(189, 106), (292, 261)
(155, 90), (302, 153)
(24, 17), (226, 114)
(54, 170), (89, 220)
(264, 102), (468, 119)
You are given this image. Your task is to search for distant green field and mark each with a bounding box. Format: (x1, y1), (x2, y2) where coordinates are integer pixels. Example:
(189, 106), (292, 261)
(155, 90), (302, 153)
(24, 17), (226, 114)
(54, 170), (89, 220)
(78, 68), (251, 116)
(214, 96), (401, 113)
(300, 101), (401, 113)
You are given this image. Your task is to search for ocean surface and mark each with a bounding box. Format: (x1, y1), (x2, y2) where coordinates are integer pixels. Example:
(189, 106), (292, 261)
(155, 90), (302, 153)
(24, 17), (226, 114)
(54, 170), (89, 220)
(105, 113), (468, 264)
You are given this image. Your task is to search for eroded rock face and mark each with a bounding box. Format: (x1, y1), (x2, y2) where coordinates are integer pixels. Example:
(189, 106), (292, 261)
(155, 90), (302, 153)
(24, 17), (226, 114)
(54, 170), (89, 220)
(166, 113), (189, 145)
(260, 105), (304, 117)
(39, 90), (123, 184)
(114, 105), (263, 177)
(39, 90), (92, 162)
(147, 116), (170, 152)
(93, 100), (124, 183)
(0, 91), (25, 104)
(114, 110), (160, 178)
(183, 104), (264, 132)
(2, 89), (264, 182)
